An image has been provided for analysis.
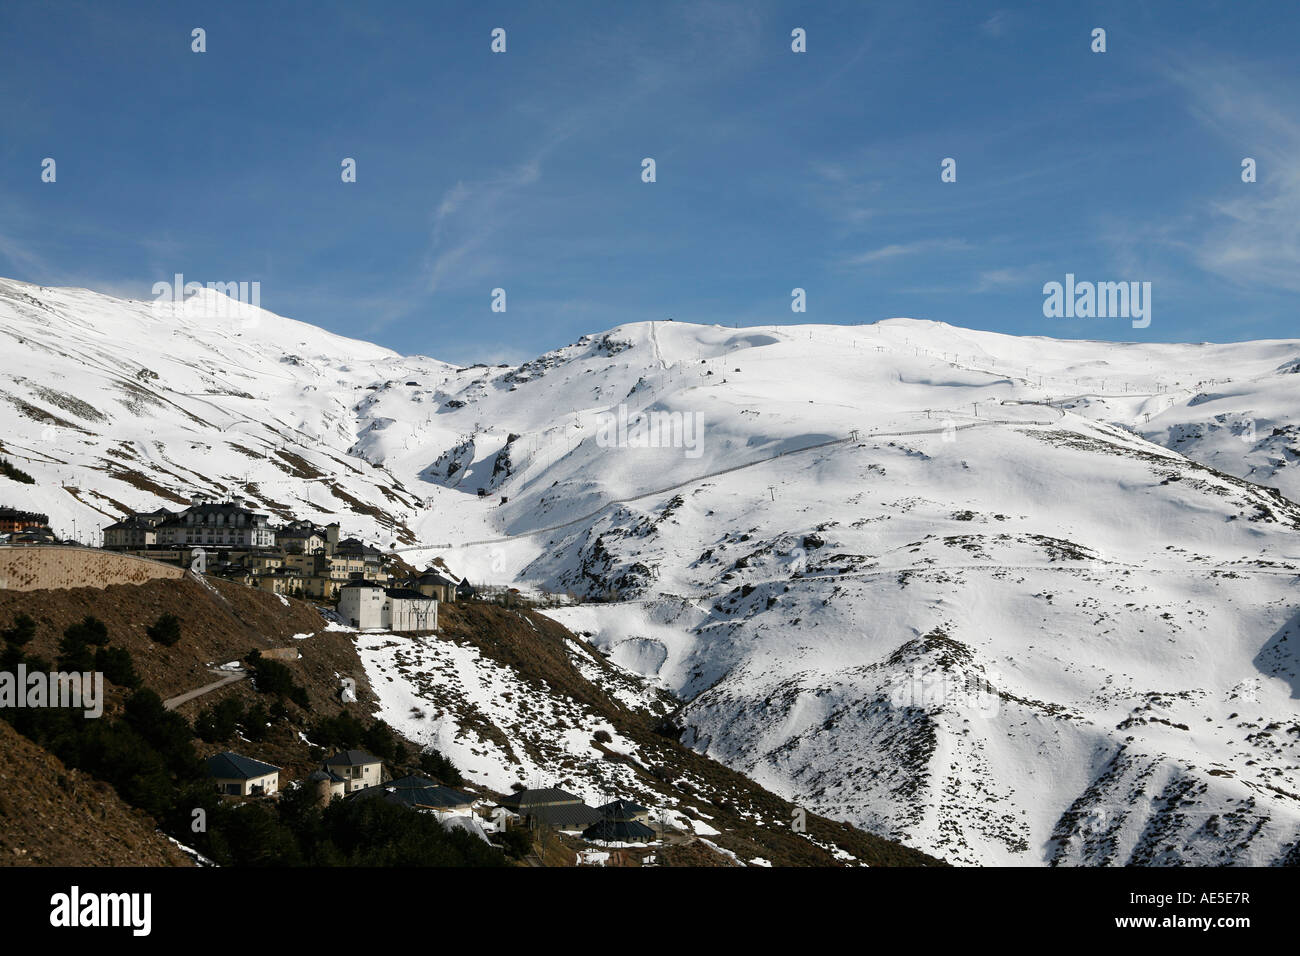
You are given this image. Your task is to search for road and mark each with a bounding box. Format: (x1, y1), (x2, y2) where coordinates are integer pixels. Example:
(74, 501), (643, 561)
(163, 667), (247, 711)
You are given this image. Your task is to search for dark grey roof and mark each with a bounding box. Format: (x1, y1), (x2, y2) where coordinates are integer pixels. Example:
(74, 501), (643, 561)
(277, 524), (325, 538)
(0, 507), (48, 522)
(335, 537), (382, 557)
(104, 515), (155, 531)
(206, 751), (280, 780)
(340, 579), (383, 589)
(324, 749), (381, 768)
(598, 799), (651, 820)
(524, 803), (604, 828)
(415, 570), (459, 586)
(498, 788), (602, 826)
(583, 819), (657, 842)
(383, 587), (430, 600)
(307, 768), (347, 784)
(347, 776), (476, 810)
(498, 787), (583, 810)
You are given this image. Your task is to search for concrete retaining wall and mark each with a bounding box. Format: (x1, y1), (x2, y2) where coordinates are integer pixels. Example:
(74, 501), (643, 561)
(0, 546), (186, 592)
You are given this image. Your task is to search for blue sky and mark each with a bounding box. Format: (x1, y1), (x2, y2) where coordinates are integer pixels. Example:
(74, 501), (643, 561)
(1, 0), (1297, 364)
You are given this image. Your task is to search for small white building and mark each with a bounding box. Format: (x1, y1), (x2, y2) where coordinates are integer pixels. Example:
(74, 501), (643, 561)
(385, 587), (438, 631)
(339, 581), (437, 632)
(207, 751), (280, 797)
(339, 580), (387, 629)
(324, 750), (384, 792)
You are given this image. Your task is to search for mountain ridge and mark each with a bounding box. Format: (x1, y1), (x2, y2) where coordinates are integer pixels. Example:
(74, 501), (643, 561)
(2, 276), (1299, 865)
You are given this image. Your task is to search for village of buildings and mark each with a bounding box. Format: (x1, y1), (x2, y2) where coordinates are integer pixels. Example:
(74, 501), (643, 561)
(93, 494), (470, 630)
(2, 496), (665, 860)
(208, 748), (662, 853)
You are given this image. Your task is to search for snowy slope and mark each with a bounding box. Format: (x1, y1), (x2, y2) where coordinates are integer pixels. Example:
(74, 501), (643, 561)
(0, 277), (450, 543)
(2, 276), (1298, 865)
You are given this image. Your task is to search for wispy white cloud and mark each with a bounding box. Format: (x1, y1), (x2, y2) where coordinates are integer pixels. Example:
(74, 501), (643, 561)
(0, 231), (50, 277)
(844, 238), (969, 266)
(1163, 56), (1300, 292)
(980, 11), (1010, 39)
(425, 158), (544, 295)
(973, 266), (1036, 292)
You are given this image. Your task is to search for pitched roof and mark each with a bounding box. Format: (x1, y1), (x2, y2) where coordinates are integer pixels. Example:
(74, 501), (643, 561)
(498, 787), (602, 826)
(0, 507), (48, 522)
(416, 569), (460, 586)
(583, 819), (657, 842)
(307, 769), (346, 784)
(347, 776), (476, 810)
(525, 803), (604, 828)
(277, 524), (325, 538)
(598, 799), (651, 820)
(498, 787), (583, 810)
(104, 515), (155, 531)
(324, 749), (381, 768)
(206, 751), (280, 780)
(335, 537), (382, 557)
(383, 587), (431, 600)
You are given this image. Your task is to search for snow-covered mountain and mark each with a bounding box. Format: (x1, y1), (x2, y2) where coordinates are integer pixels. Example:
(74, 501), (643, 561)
(2, 275), (1298, 866)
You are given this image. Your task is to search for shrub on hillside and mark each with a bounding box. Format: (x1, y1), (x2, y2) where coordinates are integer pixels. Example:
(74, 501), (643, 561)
(94, 646), (142, 689)
(244, 650), (310, 708)
(242, 701), (271, 742)
(361, 719), (400, 761)
(417, 748), (464, 787)
(56, 625), (97, 672)
(195, 697), (246, 743)
(122, 689), (198, 777)
(146, 613), (182, 647)
(66, 615), (110, 646)
(493, 827), (534, 860)
(2, 613), (36, 647)
(310, 710), (366, 750)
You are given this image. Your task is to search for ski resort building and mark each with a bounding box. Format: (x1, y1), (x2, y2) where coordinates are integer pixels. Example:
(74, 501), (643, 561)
(0, 507), (49, 534)
(401, 569), (461, 603)
(275, 520), (330, 554)
(497, 787), (603, 833)
(153, 497), (275, 550)
(101, 514), (158, 549)
(338, 580), (437, 632)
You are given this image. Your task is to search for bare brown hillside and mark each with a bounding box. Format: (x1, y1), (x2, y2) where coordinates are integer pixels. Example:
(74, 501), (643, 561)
(0, 573), (377, 709)
(0, 718), (193, 866)
(0, 577), (944, 866)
